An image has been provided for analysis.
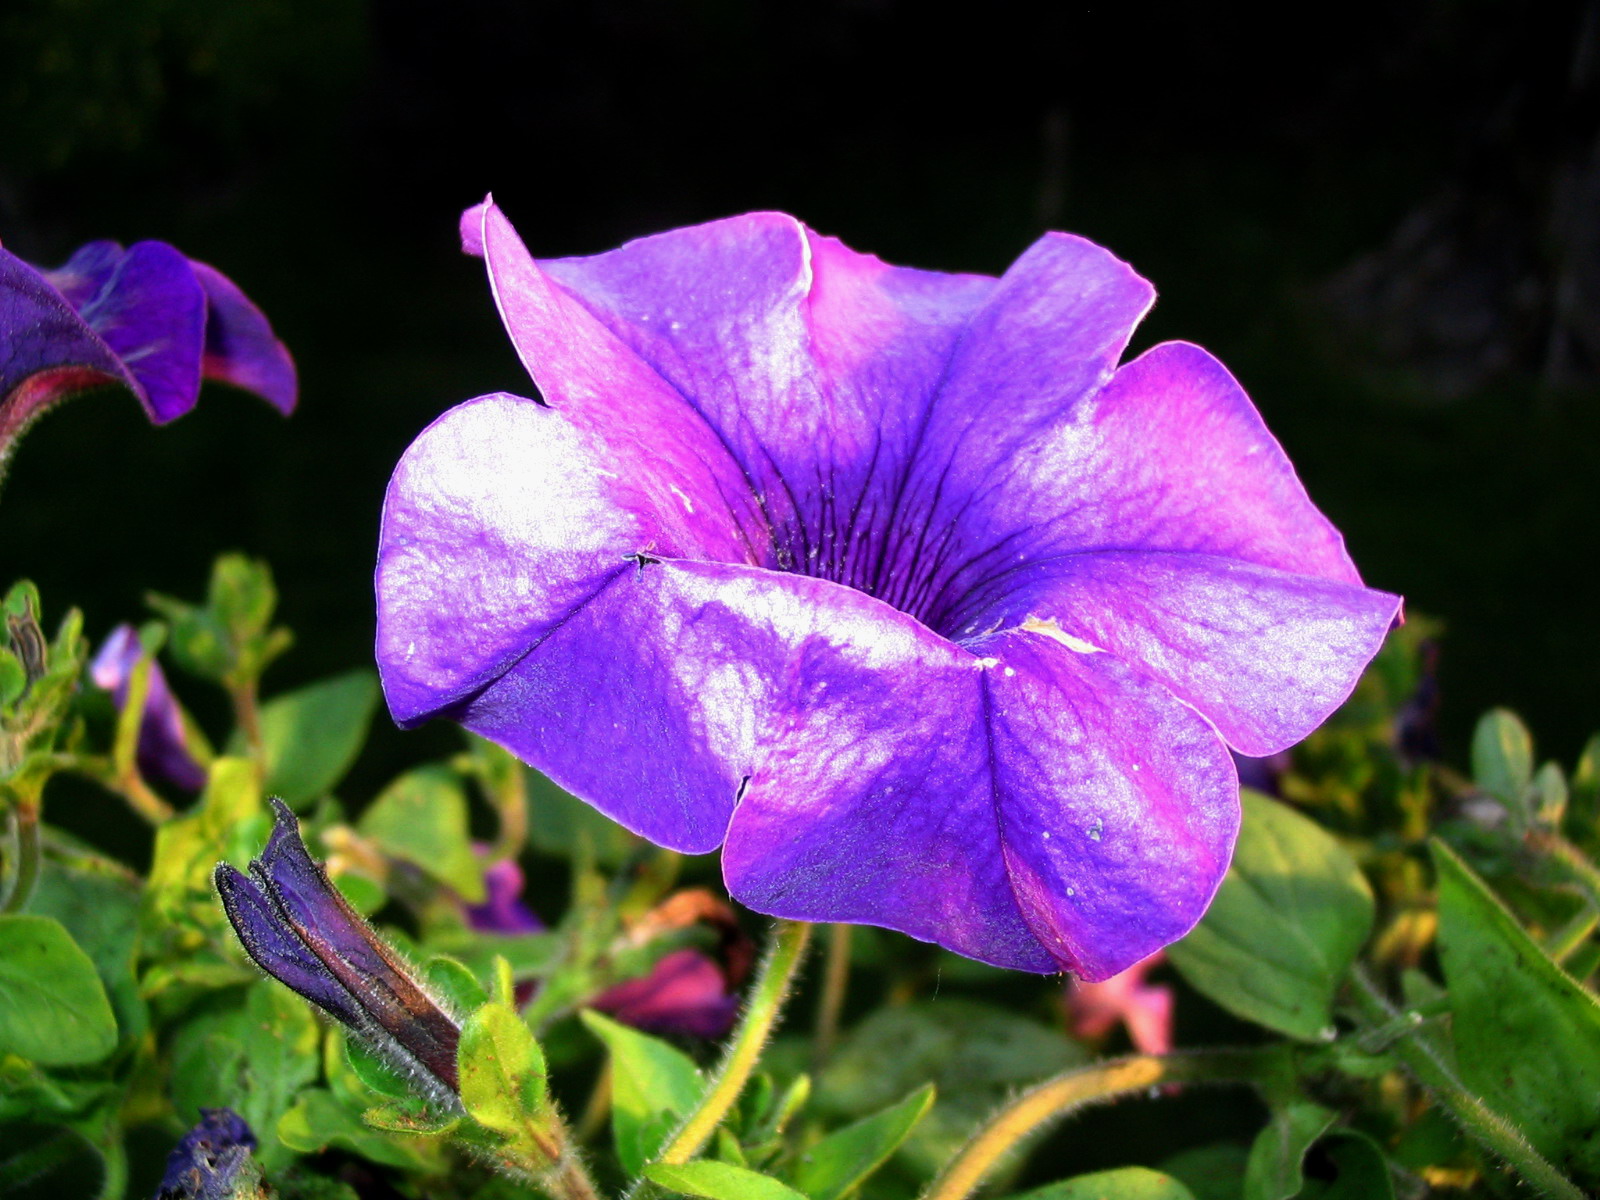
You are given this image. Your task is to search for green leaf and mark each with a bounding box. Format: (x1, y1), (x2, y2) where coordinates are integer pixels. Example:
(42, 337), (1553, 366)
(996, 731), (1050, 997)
(0, 1057), (116, 1123)
(344, 1036), (413, 1101)
(527, 770), (642, 866)
(1005, 1167), (1198, 1200)
(1470, 708), (1534, 812)
(818, 1000), (1087, 1179)
(1159, 1143), (1250, 1200)
(252, 670), (378, 807)
(168, 981), (321, 1170)
(0, 915), (116, 1066)
(0, 646), (24, 707)
(581, 1009), (704, 1176)
(1243, 1102), (1335, 1200)
(458, 1001), (549, 1137)
(29, 851), (146, 1044)
(1294, 1130), (1396, 1200)
(144, 757), (263, 940)
(423, 955), (490, 1016)
(278, 1088), (440, 1171)
(645, 1161), (807, 1200)
(359, 763), (484, 901)
(0, 1121), (111, 1200)
(791, 1084), (934, 1200)
(1168, 791), (1373, 1040)
(1433, 839), (1600, 1184)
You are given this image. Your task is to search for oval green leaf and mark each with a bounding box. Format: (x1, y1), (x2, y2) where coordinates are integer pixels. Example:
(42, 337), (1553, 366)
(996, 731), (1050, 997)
(1168, 792), (1373, 1040)
(0, 915), (117, 1066)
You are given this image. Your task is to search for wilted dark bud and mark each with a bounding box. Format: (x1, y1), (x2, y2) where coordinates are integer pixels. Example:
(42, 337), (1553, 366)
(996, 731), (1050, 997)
(154, 1108), (262, 1200)
(215, 798), (461, 1099)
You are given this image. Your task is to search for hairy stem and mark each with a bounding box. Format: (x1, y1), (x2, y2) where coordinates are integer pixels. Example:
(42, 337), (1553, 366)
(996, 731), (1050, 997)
(657, 919), (812, 1165)
(1349, 965), (1585, 1200)
(813, 922), (853, 1070)
(922, 1047), (1286, 1200)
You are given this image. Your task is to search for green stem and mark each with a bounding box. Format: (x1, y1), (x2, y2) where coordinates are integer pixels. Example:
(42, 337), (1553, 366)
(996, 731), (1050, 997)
(922, 1047), (1285, 1200)
(657, 919), (812, 1165)
(0, 800), (40, 912)
(230, 677), (264, 765)
(812, 922), (853, 1070)
(1349, 965), (1585, 1200)
(1544, 904), (1599, 963)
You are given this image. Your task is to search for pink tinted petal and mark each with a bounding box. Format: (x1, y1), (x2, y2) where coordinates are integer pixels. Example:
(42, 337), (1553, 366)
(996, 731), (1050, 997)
(962, 552), (1400, 757)
(1065, 951), (1174, 1055)
(377, 389), (758, 735)
(460, 201), (488, 256)
(74, 241), (206, 423)
(721, 606), (1049, 971)
(478, 204), (765, 548)
(1123, 983), (1174, 1056)
(590, 948), (738, 1040)
(191, 261), (298, 414)
(538, 212), (993, 563)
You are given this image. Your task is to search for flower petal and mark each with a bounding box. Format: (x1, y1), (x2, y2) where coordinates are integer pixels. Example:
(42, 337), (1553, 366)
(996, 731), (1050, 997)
(1, 246), (136, 431)
(73, 240), (207, 423)
(922, 341), (1365, 634)
(191, 260), (298, 414)
(959, 551), (1401, 757)
(530, 208), (994, 567)
(377, 386), (762, 734)
(724, 625), (1238, 980)
(214, 863), (369, 1029)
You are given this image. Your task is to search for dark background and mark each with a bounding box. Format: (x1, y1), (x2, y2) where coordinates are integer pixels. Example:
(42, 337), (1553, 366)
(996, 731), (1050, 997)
(3, 0), (1598, 784)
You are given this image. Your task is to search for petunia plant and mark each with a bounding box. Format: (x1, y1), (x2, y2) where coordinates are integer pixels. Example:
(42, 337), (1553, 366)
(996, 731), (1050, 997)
(3, 212), (1600, 1200)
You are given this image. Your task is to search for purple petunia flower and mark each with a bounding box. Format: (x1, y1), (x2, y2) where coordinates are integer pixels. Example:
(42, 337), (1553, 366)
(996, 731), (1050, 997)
(375, 201), (1401, 981)
(462, 853), (546, 935)
(0, 238), (295, 460)
(90, 624), (208, 792)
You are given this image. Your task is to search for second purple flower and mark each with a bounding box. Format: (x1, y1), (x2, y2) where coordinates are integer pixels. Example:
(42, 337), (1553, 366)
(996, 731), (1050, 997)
(376, 202), (1400, 980)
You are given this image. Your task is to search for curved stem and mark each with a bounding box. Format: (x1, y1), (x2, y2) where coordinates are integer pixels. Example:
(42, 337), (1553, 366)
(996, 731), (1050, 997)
(812, 922), (853, 1070)
(1349, 965), (1585, 1200)
(922, 1047), (1284, 1200)
(0, 801), (41, 912)
(657, 919), (812, 1165)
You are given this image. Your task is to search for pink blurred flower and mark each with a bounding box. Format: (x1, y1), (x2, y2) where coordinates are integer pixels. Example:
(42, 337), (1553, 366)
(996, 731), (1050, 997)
(1064, 950), (1174, 1056)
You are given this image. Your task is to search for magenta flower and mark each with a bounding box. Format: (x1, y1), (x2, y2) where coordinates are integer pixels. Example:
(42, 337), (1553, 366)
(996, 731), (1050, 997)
(376, 201), (1401, 981)
(1064, 950), (1174, 1056)
(0, 238), (295, 458)
(90, 624), (208, 792)
(590, 948), (741, 1041)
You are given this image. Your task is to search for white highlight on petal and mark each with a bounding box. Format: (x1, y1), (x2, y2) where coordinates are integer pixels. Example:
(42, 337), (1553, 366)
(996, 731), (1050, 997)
(1020, 614), (1105, 655)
